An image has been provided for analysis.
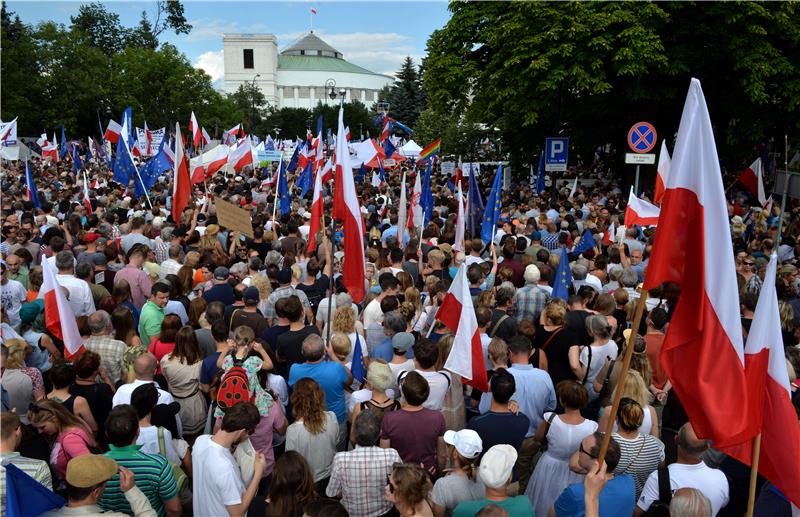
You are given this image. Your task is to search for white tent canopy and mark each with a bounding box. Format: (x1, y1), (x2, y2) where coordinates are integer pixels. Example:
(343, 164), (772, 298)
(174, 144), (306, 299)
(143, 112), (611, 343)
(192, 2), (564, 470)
(400, 140), (422, 157)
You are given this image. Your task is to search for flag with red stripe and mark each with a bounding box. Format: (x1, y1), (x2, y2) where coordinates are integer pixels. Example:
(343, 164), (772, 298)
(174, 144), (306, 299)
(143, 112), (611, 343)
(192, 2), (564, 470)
(39, 259), (84, 359)
(624, 188), (660, 227)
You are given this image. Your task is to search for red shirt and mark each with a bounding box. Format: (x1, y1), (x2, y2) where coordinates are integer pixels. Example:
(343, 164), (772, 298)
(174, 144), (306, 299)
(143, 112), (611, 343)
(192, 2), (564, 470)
(645, 332), (668, 389)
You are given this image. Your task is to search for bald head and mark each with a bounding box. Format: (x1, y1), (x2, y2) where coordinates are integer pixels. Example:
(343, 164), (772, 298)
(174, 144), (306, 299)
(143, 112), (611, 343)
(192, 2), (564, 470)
(133, 353), (157, 380)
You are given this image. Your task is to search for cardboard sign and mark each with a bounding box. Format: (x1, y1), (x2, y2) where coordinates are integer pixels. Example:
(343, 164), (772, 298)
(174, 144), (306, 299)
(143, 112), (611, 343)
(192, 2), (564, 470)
(214, 198), (254, 239)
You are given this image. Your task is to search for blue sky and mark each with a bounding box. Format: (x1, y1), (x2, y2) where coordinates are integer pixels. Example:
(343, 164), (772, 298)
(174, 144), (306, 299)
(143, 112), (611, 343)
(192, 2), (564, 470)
(8, 1), (452, 83)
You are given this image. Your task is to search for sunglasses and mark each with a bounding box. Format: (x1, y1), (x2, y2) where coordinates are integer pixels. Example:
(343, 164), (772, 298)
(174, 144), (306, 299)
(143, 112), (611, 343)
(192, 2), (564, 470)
(744, 262), (756, 266)
(579, 443), (598, 459)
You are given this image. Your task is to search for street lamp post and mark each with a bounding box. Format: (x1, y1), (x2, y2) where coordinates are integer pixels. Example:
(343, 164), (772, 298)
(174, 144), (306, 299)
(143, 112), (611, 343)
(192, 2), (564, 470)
(250, 74), (261, 132)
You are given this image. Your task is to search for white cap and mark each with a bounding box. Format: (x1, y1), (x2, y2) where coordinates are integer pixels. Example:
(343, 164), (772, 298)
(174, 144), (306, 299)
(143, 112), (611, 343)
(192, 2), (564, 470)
(478, 444), (517, 489)
(443, 429), (482, 459)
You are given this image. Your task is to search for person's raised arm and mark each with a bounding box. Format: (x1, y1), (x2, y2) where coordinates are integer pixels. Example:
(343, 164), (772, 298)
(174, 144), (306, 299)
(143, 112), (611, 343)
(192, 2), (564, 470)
(252, 341), (273, 371)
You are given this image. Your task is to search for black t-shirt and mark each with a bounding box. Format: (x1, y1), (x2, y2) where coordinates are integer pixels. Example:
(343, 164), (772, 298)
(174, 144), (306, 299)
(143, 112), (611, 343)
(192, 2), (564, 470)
(69, 382), (113, 446)
(260, 324), (290, 354)
(490, 309), (517, 342)
(296, 274), (329, 314)
(566, 309), (592, 346)
(533, 324), (580, 388)
(275, 325), (321, 378)
(203, 283), (235, 306)
(467, 411), (530, 480)
(248, 241), (271, 261)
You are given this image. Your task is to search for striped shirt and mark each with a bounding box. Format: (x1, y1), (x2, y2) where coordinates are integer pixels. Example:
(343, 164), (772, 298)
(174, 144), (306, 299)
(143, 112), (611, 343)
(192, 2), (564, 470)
(99, 444), (178, 517)
(612, 432), (665, 498)
(0, 452), (53, 517)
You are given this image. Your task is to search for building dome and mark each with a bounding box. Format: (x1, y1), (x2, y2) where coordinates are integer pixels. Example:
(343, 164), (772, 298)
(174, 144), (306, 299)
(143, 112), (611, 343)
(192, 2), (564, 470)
(281, 31), (342, 59)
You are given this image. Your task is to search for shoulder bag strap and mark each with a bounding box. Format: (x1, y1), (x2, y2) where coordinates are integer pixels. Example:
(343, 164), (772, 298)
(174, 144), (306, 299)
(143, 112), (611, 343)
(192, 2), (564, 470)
(157, 427), (166, 458)
(490, 314), (510, 337)
(658, 466), (672, 505)
(540, 328), (563, 351)
(581, 345), (593, 385)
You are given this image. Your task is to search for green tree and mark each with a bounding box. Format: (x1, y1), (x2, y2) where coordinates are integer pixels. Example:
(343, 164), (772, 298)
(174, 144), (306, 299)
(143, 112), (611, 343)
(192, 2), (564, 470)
(1, 3), (44, 135)
(126, 12), (159, 50)
(386, 57), (426, 131)
(229, 83), (268, 132)
(69, 2), (126, 55)
(424, 1), (800, 166)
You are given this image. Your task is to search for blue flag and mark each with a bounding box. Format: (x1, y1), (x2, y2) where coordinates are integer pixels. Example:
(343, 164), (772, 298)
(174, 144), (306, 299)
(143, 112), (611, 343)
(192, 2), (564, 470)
(355, 162), (367, 183)
(277, 158), (291, 216)
(136, 139), (171, 197)
(59, 125), (68, 159)
(420, 161), (434, 225)
(466, 164), (484, 236)
(535, 151), (545, 194)
(481, 164), (503, 244)
(25, 160), (41, 209)
(72, 144), (83, 174)
(351, 333), (366, 383)
(383, 138), (397, 159)
(552, 247), (572, 301)
(286, 140), (301, 172)
(297, 161), (313, 198)
(392, 119), (413, 135)
(378, 158), (387, 184)
(316, 115), (324, 138)
(122, 106), (133, 138)
(572, 228), (595, 255)
(5, 463), (64, 517)
(113, 133), (136, 186)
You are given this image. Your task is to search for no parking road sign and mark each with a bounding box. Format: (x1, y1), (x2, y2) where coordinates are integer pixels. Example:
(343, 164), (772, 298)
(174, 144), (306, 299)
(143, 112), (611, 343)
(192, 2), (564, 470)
(627, 122), (657, 154)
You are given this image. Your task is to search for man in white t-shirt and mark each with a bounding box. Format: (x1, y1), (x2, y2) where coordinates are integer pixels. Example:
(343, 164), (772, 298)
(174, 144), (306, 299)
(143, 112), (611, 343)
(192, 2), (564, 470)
(398, 338), (451, 411)
(1, 262), (27, 330)
(635, 423), (730, 516)
(192, 402), (265, 517)
(362, 273), (399, 328)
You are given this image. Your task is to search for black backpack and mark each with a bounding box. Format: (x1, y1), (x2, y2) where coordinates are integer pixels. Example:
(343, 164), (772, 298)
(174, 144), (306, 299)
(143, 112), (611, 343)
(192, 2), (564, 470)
(644, 467), (672, 517)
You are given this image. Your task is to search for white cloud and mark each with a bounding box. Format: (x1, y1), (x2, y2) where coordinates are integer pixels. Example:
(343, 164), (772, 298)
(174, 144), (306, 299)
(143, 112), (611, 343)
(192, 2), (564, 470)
(194, 49), (225, 84)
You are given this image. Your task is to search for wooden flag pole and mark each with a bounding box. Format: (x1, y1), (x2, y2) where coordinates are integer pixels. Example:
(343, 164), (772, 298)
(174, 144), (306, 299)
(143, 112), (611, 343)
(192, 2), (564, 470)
(745, 434), (762, 517)
(596, 290), (649, 469)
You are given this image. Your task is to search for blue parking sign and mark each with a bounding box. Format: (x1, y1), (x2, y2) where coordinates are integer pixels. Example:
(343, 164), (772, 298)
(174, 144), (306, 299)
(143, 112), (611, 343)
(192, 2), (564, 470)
(545, 137), (569, 172)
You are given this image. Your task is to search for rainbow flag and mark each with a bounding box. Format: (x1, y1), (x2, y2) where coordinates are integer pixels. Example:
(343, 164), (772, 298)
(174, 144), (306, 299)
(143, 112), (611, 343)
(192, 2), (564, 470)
(419, 138), (441, 162)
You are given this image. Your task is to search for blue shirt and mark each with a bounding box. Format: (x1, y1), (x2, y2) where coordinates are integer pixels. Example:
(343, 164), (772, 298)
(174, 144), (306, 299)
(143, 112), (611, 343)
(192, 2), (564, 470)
(200, 352), (221, 385)
(288, 361), (349, 422)
(554, 474), (636, 517)
(479, 364), (556, 437)
(372, 338), (413, 362)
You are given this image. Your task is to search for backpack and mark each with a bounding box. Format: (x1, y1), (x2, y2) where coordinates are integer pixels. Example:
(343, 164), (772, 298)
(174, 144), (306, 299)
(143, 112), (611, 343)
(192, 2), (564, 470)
(643, 467), (672, 517)
(216, 353), (254, 412)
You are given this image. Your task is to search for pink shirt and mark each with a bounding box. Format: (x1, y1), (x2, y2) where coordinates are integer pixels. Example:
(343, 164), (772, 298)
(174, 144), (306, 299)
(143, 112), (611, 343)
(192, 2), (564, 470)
(114, 265), (153, 309)
(51, 427), (93, 481)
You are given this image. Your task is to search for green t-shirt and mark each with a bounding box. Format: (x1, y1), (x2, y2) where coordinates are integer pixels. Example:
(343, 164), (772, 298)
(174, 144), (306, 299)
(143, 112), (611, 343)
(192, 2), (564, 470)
(100, 444), (178, 517)
(453, 496), (535, 517)
(138, 299), (164, 347)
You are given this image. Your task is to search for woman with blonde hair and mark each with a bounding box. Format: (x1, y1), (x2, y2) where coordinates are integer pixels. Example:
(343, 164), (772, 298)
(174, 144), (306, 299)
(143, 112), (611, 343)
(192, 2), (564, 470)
(436, 334), (466, 431)
(250, 273), (272, 316)
(112, 306), (146, 381)
(404, 287), (423, 328)
(28, 399), (97, 487)
(3, 339), (46, 402)
(385, 463), (434, 517)
(198, 224), (225, 257)
(331, 305), (367, 366)
(597, 369), (660, 438)
(286, 378), (339, 489)
(431, 429), (484, 517)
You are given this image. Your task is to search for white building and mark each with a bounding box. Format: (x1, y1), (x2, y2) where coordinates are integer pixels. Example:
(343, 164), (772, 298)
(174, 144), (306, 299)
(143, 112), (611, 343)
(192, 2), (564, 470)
(223, 31), (394, 109)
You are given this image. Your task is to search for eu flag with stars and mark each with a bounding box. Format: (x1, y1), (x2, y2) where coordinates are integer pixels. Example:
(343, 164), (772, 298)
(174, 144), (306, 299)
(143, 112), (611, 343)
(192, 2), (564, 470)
(113, 133), (136, 186)
(420, 161), (434, 225)
(466, 164), (484, 236)
(480, 164), (503, 244)
(277, 158), (291, 216)
(535, 151), (545, 194)
(572, 229), (595, 256)
(297, 161), (313, 198)
(136, 139), (171, 197)
(351, 333), (366, 383)
(552, 247), (572, 301)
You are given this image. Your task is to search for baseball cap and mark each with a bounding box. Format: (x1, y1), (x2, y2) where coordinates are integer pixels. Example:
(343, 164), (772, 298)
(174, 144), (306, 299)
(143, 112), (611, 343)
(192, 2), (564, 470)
(478, 444), (517, 489)
(443, 429), (483, 459)
(530, 231), (542, 241)
(243, 286), (260, 304)
(391, 332), (415, 353)
(214, 266), (230, 280)
(276, 268), (292, 285)
(65, 454), (118, 488)
(92, 254), (108, 266)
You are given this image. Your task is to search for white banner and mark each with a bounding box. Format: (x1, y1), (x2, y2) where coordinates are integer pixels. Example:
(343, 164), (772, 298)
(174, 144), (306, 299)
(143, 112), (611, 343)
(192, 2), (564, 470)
(0, 118), (18, 146)
(135, 127), (166, 156)
(441, 161), (455, 176)
(462, 162), (480, 177)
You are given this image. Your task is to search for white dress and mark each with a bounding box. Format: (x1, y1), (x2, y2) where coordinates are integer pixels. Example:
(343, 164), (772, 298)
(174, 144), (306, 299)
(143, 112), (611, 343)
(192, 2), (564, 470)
(525, 413), (598, 517)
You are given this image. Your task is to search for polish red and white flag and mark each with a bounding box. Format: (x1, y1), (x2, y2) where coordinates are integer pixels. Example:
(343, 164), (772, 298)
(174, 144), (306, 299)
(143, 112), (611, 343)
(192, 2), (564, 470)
(39, 259), (84, 359)
(624, 188), (660, 227)
(654, 140), (671, 204)
(644, 78), (754, 447)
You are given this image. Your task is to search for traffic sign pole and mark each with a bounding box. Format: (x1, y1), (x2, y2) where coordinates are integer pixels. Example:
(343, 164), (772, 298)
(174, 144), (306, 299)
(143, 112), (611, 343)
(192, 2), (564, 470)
(635, 165), (640, 195)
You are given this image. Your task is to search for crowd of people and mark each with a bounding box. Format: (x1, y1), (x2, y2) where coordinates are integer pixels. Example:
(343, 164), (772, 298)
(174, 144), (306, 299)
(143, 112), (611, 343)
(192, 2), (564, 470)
(1, 150), (799, 517)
